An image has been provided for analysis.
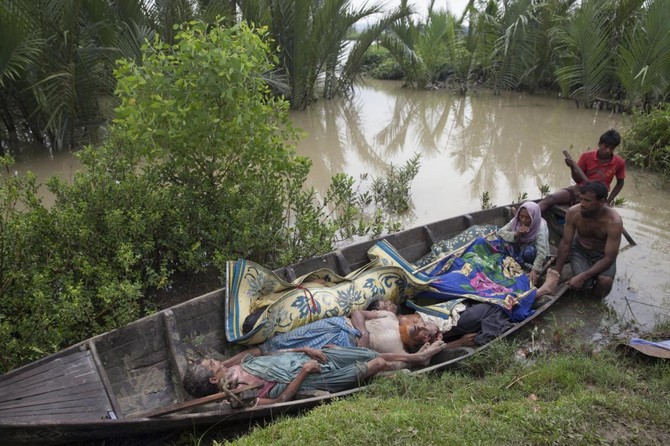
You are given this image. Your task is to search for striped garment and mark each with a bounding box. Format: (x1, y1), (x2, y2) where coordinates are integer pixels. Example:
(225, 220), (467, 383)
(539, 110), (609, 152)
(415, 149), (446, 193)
(258, 317), (360, 354)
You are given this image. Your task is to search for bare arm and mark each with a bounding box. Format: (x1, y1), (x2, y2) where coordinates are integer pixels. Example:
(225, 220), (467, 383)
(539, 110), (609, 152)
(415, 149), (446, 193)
(256, 360), (321, 406)
(553, 206), (578, 274)
(567, 156), (584, 184)
(350, 310), (380, 347)
(377, 341), (446, 365)
(607, 178), (624, 205)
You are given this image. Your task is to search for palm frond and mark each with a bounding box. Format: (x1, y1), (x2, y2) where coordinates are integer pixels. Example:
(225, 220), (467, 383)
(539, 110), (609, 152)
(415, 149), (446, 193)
(553, 0), (615, 103)
(616, 0), (670, 106)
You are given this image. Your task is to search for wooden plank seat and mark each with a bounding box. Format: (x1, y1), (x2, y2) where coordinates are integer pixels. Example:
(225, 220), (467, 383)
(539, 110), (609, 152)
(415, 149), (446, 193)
(0, 349), (115, 423)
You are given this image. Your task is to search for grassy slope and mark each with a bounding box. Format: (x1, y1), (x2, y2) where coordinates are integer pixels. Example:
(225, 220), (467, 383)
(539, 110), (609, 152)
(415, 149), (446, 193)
(211, 329), (670, 446)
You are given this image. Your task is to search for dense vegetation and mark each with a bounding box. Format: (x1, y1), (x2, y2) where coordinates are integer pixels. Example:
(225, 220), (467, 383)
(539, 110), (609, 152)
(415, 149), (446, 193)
(367, 0), (670, 109)
(0, 0), (410, 150)
(621, 104), (670, 178)
(0, 20), (417, 374)
(3, 0), (670, 152)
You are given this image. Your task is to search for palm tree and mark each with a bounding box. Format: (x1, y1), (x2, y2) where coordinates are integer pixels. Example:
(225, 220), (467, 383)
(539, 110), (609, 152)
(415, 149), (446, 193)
(0, 0), (245, 151)
(0, 0), (44, 150)
(379, 3), (473, 89)
(238, 0), (411, 109)
(616, 0), (670, 107)
(0, 0), (121, 150)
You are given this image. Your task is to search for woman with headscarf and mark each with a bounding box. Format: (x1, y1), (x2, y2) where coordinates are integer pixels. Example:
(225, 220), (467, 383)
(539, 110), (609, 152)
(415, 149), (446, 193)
(497, 201), (549, 284)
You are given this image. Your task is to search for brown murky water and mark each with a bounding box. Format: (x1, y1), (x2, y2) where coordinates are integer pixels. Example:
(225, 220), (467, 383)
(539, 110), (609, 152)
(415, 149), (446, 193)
(291, 79), (670, 337)
(7, 79), (670, 337)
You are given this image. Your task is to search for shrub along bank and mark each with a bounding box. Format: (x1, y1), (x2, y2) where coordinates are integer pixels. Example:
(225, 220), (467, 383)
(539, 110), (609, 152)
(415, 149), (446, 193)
(0, 20), (416, 374)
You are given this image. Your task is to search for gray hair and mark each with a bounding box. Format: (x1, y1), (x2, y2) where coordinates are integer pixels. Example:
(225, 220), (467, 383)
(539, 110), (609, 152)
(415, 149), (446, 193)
(183, 360), (218, 397)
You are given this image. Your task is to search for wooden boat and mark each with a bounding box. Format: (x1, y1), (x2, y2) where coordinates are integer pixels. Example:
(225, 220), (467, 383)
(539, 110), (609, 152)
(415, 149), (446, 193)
(0, 204), (573, 445)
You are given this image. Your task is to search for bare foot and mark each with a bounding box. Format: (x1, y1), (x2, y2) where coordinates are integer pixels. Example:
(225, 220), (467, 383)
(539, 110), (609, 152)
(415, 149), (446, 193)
(537, 269), (560, 296)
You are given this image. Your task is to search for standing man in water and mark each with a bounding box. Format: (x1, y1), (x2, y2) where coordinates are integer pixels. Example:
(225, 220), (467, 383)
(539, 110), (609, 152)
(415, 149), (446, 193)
(539, 129), (625, 212)
(551, 181), (623, 297)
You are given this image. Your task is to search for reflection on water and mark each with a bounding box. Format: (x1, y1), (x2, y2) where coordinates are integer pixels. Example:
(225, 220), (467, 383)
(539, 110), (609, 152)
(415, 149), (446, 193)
(292, 79), (623, 221)
(6, 80), (669, 334)
(291, 79), (669, 334)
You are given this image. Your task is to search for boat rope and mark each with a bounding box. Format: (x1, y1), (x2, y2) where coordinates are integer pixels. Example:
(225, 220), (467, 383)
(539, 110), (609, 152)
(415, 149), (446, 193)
(218, 379), (255, 408)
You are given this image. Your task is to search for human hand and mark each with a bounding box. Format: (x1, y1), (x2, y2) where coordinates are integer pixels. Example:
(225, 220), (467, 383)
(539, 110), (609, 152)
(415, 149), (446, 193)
(357, 331), (370, 348)
(420, 340), (447, 357)
(302, 347), (327, 363)
(564, 158), (575, 168)
(517, 225), (529, 235)
(528, 270), (538, 285)
(567, 274), (587, 290)
(301, 359), (322, 374)
(451, 333), (477, 348)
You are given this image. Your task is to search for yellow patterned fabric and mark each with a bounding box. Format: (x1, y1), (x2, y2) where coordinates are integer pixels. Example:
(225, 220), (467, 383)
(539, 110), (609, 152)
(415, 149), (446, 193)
(225, 241), (432, 345)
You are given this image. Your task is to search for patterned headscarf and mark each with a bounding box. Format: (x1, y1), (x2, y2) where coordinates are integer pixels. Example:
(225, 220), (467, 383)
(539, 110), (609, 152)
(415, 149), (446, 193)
(511, 201), (543, 244)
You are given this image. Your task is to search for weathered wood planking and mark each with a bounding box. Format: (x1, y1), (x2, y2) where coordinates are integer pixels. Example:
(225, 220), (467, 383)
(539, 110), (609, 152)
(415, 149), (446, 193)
(0, 350), (112, 422)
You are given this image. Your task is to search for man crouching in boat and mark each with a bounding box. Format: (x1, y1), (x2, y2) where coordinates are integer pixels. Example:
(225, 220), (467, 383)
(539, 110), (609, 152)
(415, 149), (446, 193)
(551, 181), (623, 297)
(183, 343), (447, 405)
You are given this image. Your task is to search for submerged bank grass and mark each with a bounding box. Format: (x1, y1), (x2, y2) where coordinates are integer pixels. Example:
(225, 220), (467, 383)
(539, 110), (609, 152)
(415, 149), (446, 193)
(218, 335), (670, 446)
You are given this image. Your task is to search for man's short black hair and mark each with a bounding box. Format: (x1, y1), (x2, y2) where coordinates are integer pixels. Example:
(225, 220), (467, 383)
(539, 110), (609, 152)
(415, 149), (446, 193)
(579, 181), (608, 201)
(599, 129), (621, 149)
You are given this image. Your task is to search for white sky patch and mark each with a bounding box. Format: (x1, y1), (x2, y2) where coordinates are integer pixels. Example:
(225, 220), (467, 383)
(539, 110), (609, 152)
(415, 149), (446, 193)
(351, 0), (471, 23)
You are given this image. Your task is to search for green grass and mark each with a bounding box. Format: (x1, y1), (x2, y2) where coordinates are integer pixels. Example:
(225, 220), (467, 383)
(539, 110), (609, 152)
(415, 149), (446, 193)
(168, 327), (670, 446)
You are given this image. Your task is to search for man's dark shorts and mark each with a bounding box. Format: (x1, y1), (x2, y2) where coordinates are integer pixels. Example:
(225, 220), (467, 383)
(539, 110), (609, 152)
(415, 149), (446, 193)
(570, 239), (616, 290)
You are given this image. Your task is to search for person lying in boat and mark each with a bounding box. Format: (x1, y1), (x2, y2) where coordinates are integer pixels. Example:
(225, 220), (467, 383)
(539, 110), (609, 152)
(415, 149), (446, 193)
(183, 343), (448, 405)
(496, 201), (549, 285)
(402, 270), (561, 347)
(224, 300), (469, 366)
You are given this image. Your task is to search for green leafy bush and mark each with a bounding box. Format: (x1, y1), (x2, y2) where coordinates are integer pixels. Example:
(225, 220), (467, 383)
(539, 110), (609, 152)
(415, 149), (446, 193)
(361, 45), (404, 80)
(621, 104), (670, 178)
(0, 20), (419, 373)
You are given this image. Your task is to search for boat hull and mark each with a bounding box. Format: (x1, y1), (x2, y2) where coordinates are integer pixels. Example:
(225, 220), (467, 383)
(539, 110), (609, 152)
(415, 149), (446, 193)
(0, 205), (570, 445)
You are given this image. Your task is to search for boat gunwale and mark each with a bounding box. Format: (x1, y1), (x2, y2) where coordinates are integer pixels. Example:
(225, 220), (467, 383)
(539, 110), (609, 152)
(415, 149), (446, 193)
(1, 203), (576, 443)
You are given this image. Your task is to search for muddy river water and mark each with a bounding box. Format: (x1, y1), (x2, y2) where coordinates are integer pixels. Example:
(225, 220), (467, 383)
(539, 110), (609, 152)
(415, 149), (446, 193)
(9, 79), (670, 341)
(291, 80), (670, 340)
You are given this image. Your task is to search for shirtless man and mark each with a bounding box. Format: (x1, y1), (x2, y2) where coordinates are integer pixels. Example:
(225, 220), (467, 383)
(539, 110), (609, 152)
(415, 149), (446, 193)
(550, 181), (623, 297)
(183, 343), (448, 404)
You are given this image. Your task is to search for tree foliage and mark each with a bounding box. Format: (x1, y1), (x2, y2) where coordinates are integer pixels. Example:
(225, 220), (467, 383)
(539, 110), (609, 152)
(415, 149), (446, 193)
(0, 20), (419, 373)
(621, 104), (670, 178)
(365, 0), (670, 108)
(238, 0), (411, 109)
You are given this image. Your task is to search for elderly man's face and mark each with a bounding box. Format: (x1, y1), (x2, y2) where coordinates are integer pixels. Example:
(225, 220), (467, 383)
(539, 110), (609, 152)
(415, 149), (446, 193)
(411, 322), (442, 345)
(201, 358), (228, 380)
